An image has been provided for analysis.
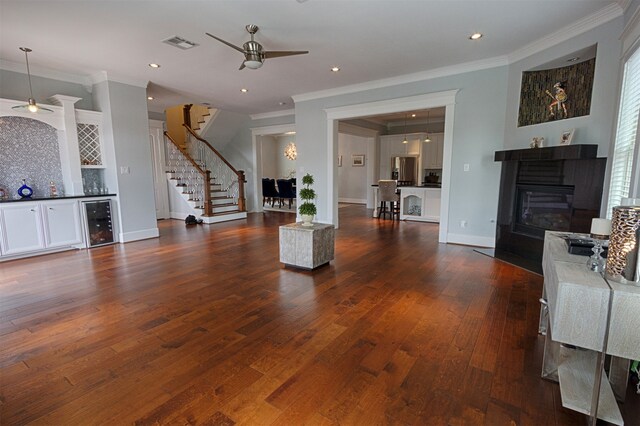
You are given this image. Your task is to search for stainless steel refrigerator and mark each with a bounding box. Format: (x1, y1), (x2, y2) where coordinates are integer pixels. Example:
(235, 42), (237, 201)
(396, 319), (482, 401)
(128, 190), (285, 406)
(391, 157), (417, 185)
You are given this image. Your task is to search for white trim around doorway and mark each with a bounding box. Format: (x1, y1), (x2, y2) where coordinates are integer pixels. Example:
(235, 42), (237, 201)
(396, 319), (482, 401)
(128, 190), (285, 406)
(325, 90), (458, 243)
(251, 123), (296, 213)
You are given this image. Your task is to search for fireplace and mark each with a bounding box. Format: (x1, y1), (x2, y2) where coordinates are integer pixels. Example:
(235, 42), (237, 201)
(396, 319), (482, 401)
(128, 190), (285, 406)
(493, 145), (606, 273)
(515, 184), (574, 238)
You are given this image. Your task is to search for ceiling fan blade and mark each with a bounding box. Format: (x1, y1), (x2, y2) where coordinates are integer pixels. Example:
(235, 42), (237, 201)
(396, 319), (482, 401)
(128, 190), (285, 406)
(263, 50), (309, 59)
(239, 62), (246, 70)
(205, 32), (245, 53)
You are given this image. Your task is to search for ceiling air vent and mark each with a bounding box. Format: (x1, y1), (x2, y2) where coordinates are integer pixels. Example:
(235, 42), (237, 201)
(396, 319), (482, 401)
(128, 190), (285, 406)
(162, 36), (199, 50)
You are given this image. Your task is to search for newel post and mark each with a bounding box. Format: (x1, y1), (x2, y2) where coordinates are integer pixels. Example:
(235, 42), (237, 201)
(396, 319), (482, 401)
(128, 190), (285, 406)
(237, 170), (246, 212)
(204, 169), (212, 216)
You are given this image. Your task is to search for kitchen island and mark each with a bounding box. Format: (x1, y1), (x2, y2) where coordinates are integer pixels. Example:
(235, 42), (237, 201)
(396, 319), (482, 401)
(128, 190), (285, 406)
(372, 185), (441, 222)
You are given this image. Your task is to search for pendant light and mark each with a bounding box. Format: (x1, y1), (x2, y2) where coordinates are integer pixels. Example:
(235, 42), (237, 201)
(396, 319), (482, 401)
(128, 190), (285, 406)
(12, 47), (53, 114)
(402, 114), (408, 144)
(423, 110), (432, 143)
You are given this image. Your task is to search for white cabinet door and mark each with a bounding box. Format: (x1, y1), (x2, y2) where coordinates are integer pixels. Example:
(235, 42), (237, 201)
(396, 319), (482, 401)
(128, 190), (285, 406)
(435, 133), (444, 169)
(0, 203), (45, 255)
(424, 133), (444, 169)
(42, 200), (83, 248)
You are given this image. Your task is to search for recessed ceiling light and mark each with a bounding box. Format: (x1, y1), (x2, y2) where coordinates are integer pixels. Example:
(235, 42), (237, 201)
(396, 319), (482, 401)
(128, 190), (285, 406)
(148, 63), (161, 68)
(285, 131), (296, 135)
(567, 57), (580, 62)
(147, 96), (154, 100)
(240, 88), (248, 93)
(469, 33), (483, 40)
(411, 114), (416, 118)
(331, 66), (340, 72)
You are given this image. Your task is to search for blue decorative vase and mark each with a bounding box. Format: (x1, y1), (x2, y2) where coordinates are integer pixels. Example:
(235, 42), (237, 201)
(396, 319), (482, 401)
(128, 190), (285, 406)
(18, 179), (33, 198)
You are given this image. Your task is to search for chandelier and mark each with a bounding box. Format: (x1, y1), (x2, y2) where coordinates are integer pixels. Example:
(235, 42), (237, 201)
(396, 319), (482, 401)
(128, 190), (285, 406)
(284, 142), (297, 160)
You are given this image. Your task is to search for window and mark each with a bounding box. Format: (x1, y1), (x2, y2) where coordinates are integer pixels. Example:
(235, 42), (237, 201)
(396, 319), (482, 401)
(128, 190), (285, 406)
(607, 48), (640, 217)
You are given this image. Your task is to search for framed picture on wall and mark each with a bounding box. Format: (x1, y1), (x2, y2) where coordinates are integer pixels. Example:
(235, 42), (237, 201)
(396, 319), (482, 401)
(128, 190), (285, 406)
(352, 154), (365, 167)
(560, 129), (574, 145)
(338, 155), (342, 167)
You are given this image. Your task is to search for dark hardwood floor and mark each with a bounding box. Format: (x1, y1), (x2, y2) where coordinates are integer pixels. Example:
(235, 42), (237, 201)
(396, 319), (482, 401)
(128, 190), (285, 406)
(1, 205), (638, 425)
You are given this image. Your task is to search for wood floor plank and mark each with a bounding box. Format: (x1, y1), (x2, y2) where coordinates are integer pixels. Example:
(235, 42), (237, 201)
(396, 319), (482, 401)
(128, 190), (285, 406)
(1, 205), (636, 425)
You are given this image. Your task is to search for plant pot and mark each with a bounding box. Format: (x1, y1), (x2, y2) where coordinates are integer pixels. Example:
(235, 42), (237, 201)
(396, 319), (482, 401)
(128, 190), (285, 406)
(300, 214), (314, 227)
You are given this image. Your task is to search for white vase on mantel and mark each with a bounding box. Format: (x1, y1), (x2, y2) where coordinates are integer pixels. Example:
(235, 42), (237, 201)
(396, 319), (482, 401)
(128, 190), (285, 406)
(300, 214), (314, 227)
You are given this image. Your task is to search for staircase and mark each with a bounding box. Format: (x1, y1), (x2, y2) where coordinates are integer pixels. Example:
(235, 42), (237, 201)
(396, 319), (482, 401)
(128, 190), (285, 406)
(163, 108), (247, 224)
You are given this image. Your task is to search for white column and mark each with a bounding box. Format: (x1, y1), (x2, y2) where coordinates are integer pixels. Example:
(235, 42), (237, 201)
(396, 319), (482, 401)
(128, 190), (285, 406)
(49, 95), (83, 195)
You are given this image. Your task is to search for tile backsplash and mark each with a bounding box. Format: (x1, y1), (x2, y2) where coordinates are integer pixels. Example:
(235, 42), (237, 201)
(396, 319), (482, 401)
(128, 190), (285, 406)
(0, 116), (64, 198)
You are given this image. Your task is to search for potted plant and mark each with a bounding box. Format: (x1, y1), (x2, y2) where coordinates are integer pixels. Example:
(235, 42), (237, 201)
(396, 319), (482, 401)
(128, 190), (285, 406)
(298, 173), (317, 226)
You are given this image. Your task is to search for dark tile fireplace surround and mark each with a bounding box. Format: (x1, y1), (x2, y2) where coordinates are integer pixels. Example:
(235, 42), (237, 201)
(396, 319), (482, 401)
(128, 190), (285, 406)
(493, 145), (606, 273)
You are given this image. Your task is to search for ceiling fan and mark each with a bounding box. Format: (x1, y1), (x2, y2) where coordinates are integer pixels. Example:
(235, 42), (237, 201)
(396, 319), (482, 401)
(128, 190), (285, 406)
(206, 25), (309, 70)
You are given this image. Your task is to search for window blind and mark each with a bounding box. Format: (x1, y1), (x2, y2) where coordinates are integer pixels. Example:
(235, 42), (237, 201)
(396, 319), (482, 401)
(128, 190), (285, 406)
(606, 48), (640, 217)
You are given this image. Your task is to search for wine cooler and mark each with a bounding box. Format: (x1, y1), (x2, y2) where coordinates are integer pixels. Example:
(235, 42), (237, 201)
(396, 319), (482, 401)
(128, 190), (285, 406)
(82, 200), (115, 247)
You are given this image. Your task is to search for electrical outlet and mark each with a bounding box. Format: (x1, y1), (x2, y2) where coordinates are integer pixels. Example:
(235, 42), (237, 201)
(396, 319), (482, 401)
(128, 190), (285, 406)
(463, 163), (470, 172)
(460, 220), (467, 228)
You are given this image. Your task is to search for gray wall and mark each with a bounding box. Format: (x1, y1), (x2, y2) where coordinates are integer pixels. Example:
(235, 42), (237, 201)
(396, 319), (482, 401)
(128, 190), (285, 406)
(222, 114), (295, 212)
(503, 17), (624, 156)
(93, 80), (158, 240)
(294, 65), (508, 241)
(0, 69), (93, 110)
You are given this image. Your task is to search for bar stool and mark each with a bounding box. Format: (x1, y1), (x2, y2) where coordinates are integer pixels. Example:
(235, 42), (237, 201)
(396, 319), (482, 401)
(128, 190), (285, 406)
(378, 180), (400, 220)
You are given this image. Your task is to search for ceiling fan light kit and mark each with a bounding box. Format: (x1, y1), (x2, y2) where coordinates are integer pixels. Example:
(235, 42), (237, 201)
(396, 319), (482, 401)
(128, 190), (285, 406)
(12, 47), (53, 114)
(206, 24), (308, 70)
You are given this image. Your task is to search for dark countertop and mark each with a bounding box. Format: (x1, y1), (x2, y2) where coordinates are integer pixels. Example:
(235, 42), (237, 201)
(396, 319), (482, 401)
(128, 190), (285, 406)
(0, 194), (117, 204)
(370, 184), (441, 188)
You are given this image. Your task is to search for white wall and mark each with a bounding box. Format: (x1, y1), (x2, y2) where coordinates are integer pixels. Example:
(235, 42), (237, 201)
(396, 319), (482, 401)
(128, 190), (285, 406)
(337, 133), (372, 204)
(260, 135), (278, 179)
(276, 134), (297, 178)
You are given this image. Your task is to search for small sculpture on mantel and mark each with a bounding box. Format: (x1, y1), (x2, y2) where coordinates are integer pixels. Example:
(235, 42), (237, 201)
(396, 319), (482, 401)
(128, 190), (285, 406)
(530, 136), (545, 149)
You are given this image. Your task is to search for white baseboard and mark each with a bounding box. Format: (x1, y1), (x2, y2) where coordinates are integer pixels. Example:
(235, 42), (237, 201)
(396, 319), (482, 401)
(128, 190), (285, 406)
(446, 233), (495, 248)
(338, 197), (366, 204)
(119, 227), (160, 243)
(170, 211), (191, 220)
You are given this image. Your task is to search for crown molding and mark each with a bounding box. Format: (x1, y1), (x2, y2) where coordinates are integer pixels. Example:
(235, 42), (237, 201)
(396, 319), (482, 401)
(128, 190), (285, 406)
(292, 56), (508, 103)
(0, 59), (92, 86)
(621, 2), (640, 57)
(618, 0), (632, 12)
(508, 3), (623, 64)
(250, 109), (295, 120)
(90, 71), (149, 88)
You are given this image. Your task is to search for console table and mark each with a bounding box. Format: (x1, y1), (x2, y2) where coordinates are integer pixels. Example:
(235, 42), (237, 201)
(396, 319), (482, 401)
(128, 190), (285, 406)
(540, 231), (640, 425)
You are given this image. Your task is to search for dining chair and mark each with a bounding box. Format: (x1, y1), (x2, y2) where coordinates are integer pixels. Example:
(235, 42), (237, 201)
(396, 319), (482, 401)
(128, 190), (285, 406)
(378, 180), (400, 220)
(276, 179), (296, 209)
(262, 178), (280, 207)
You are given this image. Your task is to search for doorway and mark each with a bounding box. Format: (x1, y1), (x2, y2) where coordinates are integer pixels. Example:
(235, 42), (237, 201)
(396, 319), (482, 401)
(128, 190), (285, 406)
(326, 90), (458, 242)
(251, 124), (296, 214)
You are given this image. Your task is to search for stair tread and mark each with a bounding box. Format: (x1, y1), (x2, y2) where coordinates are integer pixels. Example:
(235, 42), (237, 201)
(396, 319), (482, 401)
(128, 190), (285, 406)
(209, 210), (242, 217)
(211, 202), (237, 207)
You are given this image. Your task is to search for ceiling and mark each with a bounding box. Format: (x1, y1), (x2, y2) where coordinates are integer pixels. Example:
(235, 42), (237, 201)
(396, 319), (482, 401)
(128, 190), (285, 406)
(0, 1), (622, 115)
